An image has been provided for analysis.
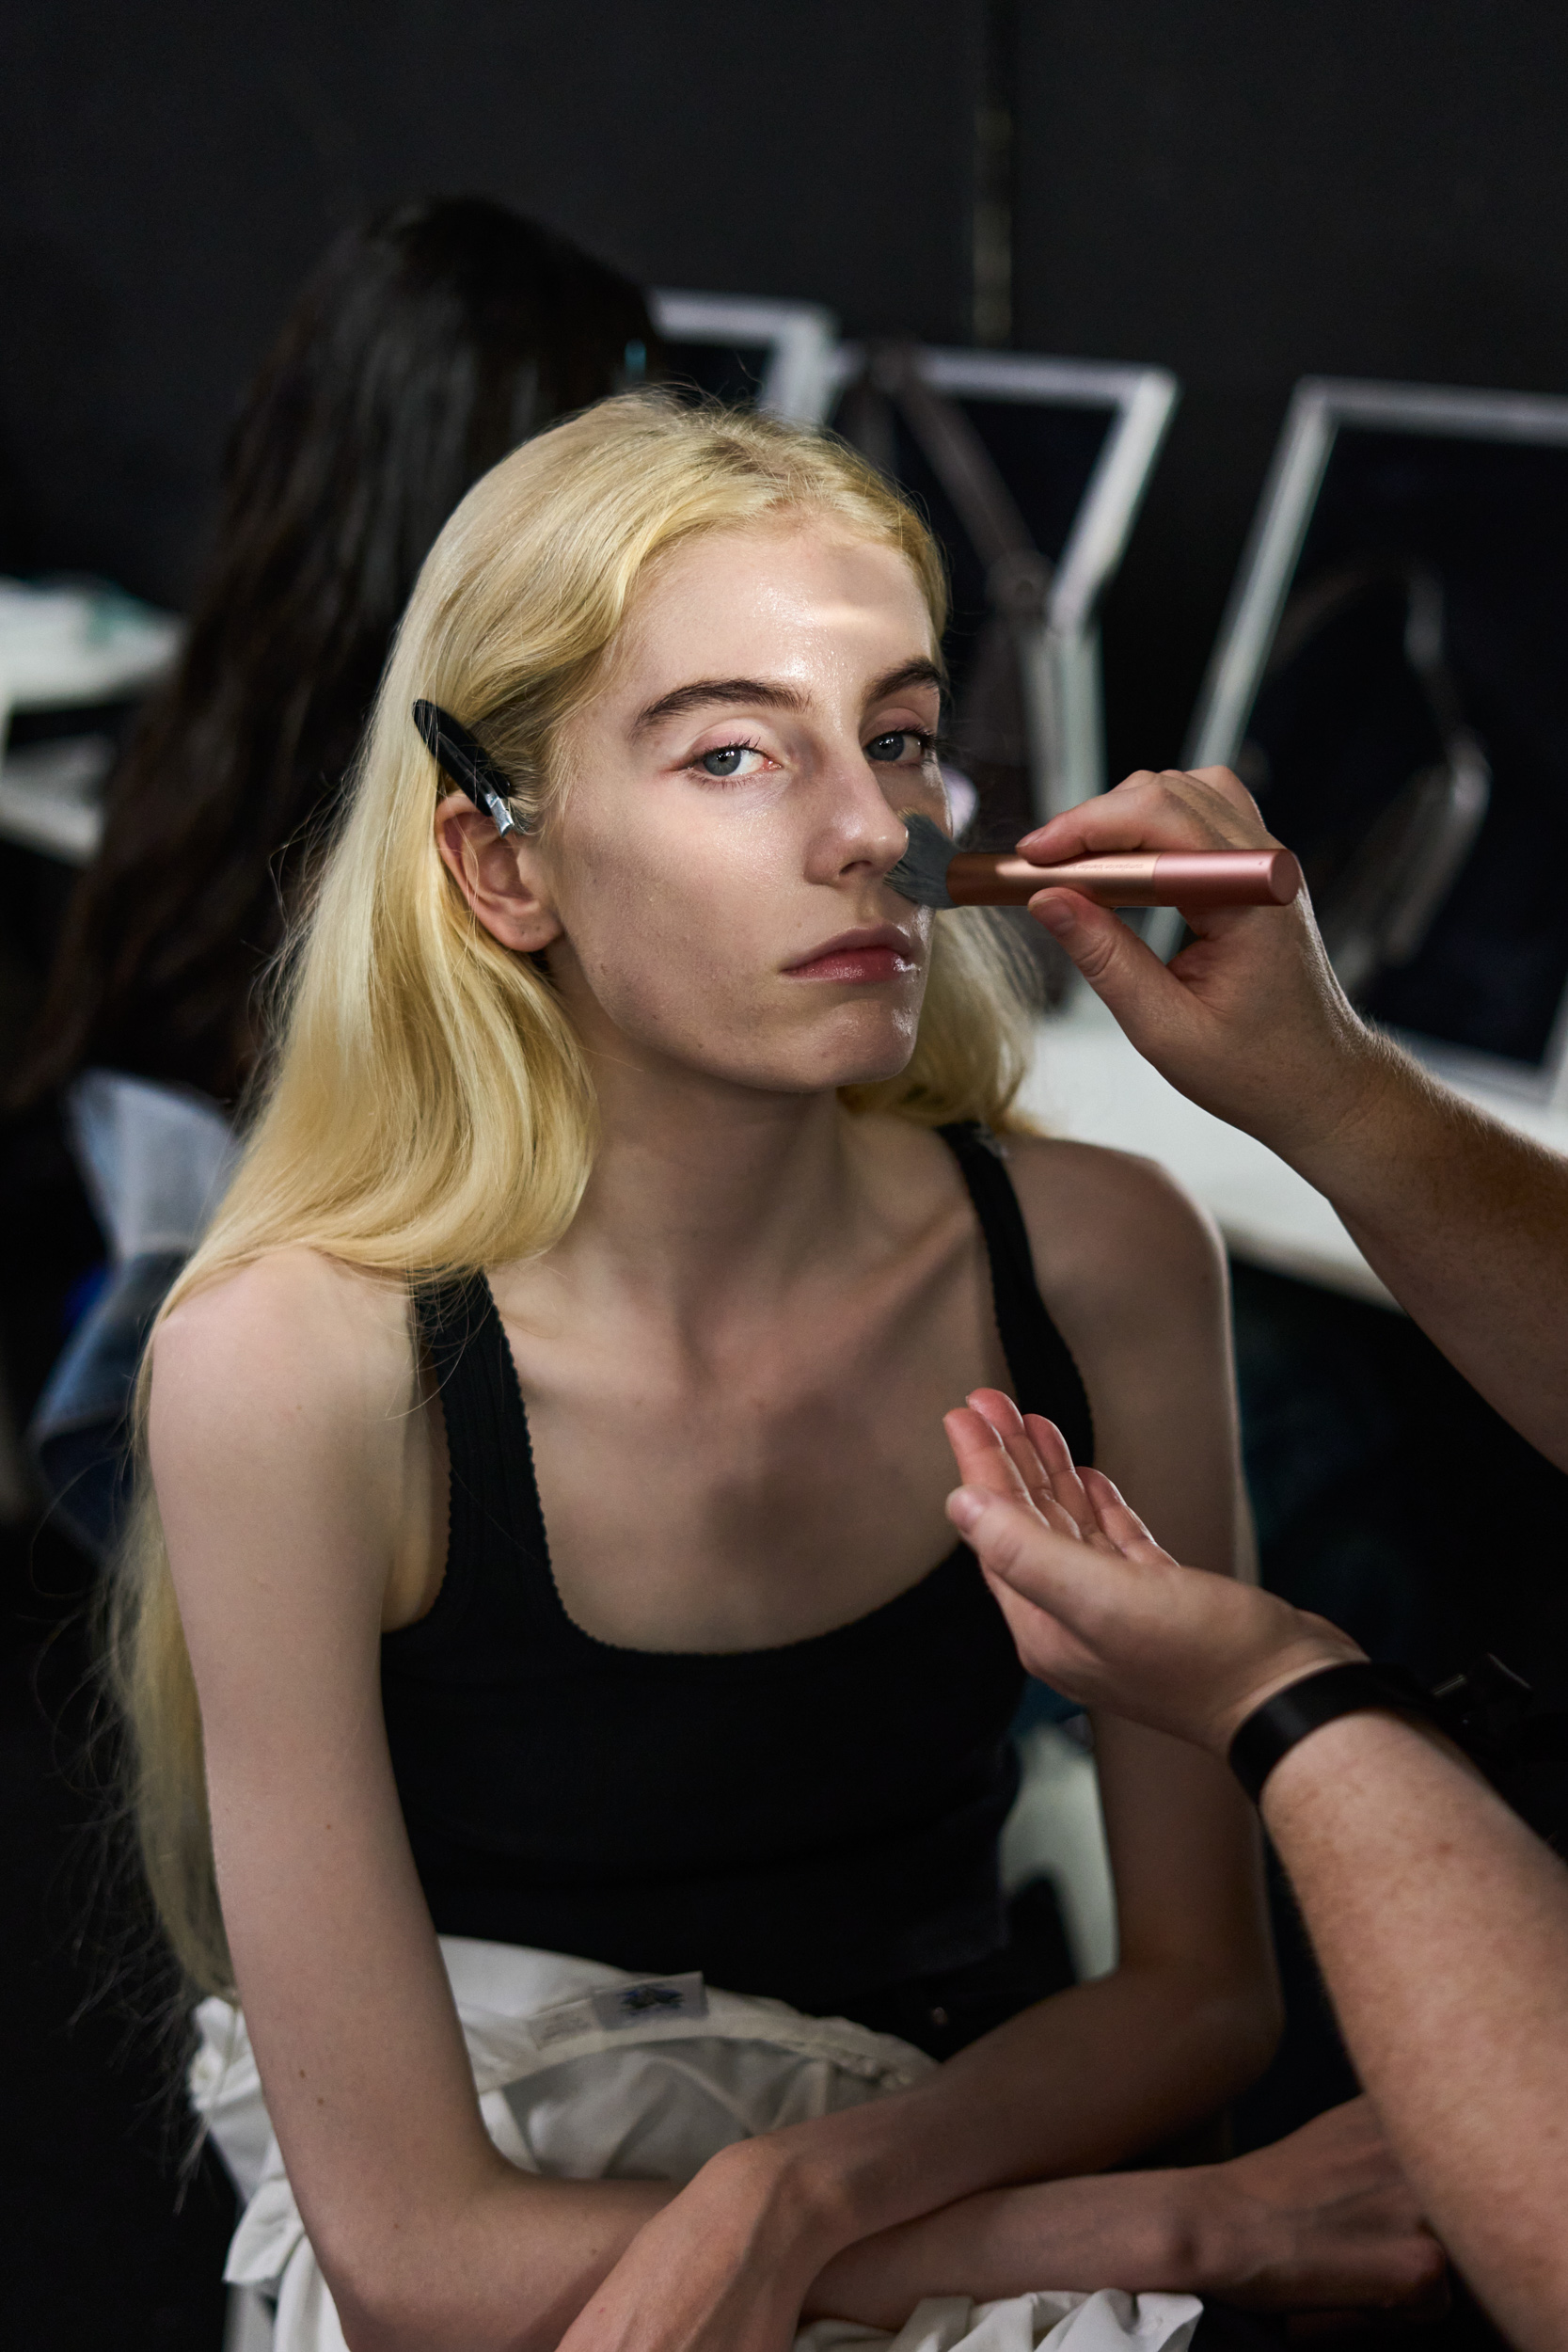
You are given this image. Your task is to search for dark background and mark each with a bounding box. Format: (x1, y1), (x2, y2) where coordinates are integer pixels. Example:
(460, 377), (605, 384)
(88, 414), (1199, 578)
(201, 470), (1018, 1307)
(1011, 0), (1568, 770)
(6, 1), (1568, 771)
(5, 6), (1568, 2344)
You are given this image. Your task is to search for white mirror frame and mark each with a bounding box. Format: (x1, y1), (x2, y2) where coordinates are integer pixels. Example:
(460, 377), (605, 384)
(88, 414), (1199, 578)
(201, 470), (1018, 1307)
(1182, 374), (1568, 1103)
(648, 290), (841, 425)
(824, 346), (1179, 827)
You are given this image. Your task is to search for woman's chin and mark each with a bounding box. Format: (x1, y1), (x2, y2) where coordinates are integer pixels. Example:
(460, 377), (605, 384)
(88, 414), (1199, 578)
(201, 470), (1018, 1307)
(680, 1037), (916, 1100)
(802, 1032), (920, 1096)
(831, 1046), (918, 1091)
(593, 999), (921, 1098)
(798, 1008), (922, 1093)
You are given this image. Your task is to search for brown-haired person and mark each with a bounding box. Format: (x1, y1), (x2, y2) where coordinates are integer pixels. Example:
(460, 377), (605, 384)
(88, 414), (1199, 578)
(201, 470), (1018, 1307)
(2, 197), (654, 1559)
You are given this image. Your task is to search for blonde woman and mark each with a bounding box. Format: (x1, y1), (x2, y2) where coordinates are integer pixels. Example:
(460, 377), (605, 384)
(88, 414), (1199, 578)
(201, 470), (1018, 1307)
(127, 393), (1340, 2350)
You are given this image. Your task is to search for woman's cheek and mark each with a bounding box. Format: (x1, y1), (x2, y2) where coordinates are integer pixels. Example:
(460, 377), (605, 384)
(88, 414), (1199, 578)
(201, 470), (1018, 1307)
(568, 891), (761, 1043)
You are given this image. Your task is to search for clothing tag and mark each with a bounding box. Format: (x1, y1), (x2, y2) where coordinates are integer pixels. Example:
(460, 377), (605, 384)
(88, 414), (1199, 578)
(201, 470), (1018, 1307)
(528, 1974), (708, 2050)
(589, 1974), (707, 2031)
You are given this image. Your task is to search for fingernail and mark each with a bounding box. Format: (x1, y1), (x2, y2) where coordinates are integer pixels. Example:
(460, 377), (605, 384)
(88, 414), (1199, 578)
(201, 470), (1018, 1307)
(1031, 894), (1076, 938)
(946, 1486), (988, 1533)
(1015, 828), (1050, 854)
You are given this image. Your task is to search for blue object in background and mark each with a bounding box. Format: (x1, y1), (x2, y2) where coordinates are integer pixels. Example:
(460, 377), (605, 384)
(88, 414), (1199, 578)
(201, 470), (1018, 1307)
(30, 1248), (187, 1560)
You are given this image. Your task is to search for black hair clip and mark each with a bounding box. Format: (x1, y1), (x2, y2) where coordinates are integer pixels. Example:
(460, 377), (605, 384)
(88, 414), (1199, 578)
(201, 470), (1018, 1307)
(412, 700), (525, 836)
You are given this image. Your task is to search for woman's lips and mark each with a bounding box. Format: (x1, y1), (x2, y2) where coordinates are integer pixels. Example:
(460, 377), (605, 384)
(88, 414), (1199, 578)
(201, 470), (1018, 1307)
(783, 927), (919, 984)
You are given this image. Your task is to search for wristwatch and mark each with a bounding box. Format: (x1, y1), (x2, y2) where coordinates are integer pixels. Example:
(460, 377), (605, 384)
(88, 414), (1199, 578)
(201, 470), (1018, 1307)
(1228, 1661), (1456, 1804)
(1228, 1652), (1568, 1808)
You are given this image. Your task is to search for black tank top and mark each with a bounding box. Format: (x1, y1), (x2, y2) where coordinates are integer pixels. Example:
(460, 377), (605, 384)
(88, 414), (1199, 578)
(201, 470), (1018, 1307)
(381, 1122), (1093, 2035)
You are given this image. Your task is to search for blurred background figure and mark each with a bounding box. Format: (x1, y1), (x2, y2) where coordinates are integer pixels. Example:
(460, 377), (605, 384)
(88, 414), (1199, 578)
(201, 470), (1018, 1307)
(2, 196), (655, 1560)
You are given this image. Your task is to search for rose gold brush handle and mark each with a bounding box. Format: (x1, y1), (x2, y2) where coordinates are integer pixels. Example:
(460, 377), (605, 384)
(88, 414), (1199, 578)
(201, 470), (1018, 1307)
(942, 847), (1303, 910)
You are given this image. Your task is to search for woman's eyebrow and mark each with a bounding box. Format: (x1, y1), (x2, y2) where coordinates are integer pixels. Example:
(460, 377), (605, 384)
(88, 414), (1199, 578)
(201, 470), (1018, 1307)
(631, 677), (810, 734)
(864, 657), (945, 705)
(630, 657), (943, 739)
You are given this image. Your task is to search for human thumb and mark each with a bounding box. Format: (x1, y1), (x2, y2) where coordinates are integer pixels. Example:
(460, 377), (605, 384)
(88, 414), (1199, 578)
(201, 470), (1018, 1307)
(946, 1484), (1087, 1614)
(1029, 889), (1180, 1041)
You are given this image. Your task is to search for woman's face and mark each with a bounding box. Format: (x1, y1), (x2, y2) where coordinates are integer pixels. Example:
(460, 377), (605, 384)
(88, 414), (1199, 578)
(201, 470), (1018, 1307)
(473, 520), (950, 1097)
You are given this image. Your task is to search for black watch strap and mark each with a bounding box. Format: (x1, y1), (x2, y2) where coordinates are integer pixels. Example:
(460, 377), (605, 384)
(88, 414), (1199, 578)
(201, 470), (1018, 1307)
(1227, 1661), (1438, 1805)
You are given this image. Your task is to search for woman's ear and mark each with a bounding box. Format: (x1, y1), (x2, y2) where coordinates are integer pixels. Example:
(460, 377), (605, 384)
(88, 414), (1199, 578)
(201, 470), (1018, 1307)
(435, 792), (564, 954)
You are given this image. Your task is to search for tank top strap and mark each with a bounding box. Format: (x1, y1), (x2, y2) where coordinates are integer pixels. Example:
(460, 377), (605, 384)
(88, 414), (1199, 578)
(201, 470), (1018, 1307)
(936, 1121), (1095, 1467)
(412, 1273), (552, 1625)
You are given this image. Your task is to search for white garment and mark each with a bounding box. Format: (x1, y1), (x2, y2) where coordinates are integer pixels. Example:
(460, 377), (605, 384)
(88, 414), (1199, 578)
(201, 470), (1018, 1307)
(191, 1938), (1201, 2352)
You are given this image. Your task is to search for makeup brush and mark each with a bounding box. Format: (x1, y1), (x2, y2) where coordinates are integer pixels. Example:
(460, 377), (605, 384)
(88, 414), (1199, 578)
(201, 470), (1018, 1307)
(887, 811), (1302, 911)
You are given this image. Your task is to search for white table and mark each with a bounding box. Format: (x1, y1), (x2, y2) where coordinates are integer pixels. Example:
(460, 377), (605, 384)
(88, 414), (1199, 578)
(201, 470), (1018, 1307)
(1025, 989), (1568, 1307)
(0, 580), (181, 864)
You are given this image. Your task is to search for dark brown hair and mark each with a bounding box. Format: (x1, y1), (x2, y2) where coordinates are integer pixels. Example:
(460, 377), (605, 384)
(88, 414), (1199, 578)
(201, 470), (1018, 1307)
(16, 197), (653, 1107)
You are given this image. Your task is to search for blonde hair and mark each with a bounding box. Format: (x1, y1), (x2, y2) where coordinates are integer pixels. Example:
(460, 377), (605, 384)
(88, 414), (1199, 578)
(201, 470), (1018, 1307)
(107, 391), (1036, 1993)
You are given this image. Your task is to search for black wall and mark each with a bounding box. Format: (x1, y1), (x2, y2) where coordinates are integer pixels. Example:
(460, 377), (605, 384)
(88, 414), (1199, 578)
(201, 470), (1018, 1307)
(0, 0), (978, 607)
(1014, 0), (1568, 771)
(4, 2), (1568, 768)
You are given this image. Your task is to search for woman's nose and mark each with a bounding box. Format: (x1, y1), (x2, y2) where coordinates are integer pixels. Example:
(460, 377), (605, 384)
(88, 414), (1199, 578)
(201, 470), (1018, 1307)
(805, 756), (912, 884)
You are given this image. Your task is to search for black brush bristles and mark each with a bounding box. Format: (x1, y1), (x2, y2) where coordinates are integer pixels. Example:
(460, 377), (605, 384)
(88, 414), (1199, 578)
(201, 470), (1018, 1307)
(886, 810), (958, 908)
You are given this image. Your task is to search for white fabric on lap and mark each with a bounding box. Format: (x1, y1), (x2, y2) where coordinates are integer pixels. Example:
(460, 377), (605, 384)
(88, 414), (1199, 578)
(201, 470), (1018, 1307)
(190, 1937), (1200, 2352)
(801, 2292), (1200, 2352)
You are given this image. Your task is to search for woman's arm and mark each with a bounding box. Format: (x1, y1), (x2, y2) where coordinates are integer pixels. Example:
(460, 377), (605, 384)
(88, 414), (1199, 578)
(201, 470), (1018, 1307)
(549, 1151), (1283, 2352)
(157, 1237), (1259, 2352)
(1007, 1137), (1281, 2098)
(808, 2096), (1442, 2323)
(152, 1168), (1269, 2352)
(824, 1143), (1280, 2223)
(163, 1244), (1212, 2352)
(151, 1252), (676, 2352)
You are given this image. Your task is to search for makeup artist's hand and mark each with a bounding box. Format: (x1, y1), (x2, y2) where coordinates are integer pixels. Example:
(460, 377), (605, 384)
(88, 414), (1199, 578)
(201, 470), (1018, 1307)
(1018, 767), (1382, 1170)
(944, 1391), (1361, 1755)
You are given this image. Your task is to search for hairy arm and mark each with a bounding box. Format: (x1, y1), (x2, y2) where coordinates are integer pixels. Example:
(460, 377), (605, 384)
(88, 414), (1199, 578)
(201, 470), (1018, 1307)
(942, 1418), (1568, 2347)
(1259, 1710), (1568, 2344)
(1022, 765), (1568, 1473)
(1292, 1050), (1568, 1475)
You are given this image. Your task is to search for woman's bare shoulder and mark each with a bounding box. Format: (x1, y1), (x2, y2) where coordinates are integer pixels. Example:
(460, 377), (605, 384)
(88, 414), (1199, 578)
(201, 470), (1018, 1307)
(998, 1132), (1226, 1335)
(149, 1250), (430, 1635)
(150, 1248), (415, 1455)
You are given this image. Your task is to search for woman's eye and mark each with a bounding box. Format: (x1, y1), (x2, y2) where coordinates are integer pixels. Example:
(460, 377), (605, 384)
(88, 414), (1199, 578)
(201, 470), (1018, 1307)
(866, 730), (931, 765)
(697, 743), (766, 778)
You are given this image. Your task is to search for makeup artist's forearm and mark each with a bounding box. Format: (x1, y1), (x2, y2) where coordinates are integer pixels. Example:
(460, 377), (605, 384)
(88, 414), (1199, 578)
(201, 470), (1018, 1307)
(768, 1964), (1272, 2265)
(1288, 1044), (1568, 1472)
(805, 2169), (1210, 2324)
(1262, 1711), (1568, 2344)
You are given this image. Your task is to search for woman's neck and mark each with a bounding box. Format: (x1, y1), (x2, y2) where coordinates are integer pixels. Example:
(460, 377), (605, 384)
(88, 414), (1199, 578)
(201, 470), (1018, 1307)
(551, 1046), (872, 1324)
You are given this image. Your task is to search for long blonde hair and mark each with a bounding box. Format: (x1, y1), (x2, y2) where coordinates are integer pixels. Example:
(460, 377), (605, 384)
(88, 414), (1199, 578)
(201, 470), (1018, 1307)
(108, 391), (1037, 1993)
